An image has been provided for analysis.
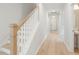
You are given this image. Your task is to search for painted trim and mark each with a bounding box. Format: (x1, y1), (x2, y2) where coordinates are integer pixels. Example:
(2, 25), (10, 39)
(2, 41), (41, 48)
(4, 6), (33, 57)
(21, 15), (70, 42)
(25, 23), (39, 54)
(63, 39), (74, 53)
(35, 31), (49, 54)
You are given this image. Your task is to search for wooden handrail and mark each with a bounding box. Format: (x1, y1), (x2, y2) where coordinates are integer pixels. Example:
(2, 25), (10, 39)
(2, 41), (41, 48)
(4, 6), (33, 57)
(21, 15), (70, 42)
(16, 7), (37, 30)
(10, 24), (18, 55)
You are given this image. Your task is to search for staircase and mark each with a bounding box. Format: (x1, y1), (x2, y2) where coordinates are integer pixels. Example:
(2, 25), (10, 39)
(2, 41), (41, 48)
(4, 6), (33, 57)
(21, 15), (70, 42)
(0, 41), (10, 55)
(0, 6), (39, 55)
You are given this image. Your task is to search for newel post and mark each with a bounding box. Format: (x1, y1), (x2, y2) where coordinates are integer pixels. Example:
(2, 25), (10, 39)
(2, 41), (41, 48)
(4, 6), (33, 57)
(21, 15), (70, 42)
(10, 24), (18, 55)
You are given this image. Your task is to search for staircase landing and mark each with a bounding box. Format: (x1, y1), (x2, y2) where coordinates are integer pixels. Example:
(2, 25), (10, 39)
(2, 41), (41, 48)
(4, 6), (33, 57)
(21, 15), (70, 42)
(0, 43), (10, 55)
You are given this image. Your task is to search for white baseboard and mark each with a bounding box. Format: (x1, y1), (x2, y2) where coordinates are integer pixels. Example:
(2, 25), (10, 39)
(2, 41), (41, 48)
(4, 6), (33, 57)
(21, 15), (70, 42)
(63, 40), (74, 53)
(35, 32), (49, 54)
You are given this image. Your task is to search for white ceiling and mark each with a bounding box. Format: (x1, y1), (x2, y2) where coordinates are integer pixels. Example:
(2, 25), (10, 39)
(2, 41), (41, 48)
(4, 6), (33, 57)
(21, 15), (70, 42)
(43, 3), (66, 11)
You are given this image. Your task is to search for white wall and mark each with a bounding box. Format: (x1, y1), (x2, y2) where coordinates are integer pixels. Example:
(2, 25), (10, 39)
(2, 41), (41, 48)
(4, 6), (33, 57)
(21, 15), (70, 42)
(0, 3), (36, 45)
(27, 4), (49, 54)
(63, 3), (74, 52)
(21, 3), (36, 18)
(58, 11), (65, 41)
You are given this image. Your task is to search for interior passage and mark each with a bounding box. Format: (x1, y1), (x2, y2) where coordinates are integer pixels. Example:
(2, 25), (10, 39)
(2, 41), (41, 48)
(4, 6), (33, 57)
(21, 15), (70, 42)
(37, 32), (79, 55)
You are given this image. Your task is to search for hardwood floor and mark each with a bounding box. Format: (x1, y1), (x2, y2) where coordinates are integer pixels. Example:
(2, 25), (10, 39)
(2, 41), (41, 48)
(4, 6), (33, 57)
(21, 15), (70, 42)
(37, 32), (79, 55)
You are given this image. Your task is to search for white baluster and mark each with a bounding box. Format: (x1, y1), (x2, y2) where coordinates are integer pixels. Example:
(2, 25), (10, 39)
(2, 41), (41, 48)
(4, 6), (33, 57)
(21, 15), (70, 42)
(17, 8), (39, 54)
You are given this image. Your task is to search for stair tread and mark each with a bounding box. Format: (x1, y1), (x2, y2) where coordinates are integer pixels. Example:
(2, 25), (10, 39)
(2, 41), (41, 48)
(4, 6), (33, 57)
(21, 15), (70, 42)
(0, 48), (10, 55)
(2, 43), (10, 49)
(0, 51), (8, 55)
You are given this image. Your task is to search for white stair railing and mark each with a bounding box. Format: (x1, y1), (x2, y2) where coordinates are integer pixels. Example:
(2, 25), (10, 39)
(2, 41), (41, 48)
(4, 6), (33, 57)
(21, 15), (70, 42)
(10, 7), (39, 55)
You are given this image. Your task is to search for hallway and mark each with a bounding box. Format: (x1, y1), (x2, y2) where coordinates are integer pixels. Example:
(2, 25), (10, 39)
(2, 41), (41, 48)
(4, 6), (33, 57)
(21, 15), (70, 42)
(37, 32), (79, 55)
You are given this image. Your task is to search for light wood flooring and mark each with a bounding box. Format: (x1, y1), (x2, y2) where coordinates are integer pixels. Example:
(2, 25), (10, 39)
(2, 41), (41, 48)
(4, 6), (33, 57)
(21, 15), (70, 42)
(37, 32), (79, 55)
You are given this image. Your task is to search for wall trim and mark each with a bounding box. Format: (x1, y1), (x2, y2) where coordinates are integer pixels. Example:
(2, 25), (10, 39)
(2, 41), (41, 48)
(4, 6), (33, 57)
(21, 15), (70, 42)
(63, 39), (74, 53)
(35, 32), (49, 54)
(26, 23), (39, 54)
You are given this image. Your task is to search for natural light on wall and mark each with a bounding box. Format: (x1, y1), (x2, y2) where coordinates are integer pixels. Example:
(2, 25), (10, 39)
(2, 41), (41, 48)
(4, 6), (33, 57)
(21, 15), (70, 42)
(74, 4), (79, 10)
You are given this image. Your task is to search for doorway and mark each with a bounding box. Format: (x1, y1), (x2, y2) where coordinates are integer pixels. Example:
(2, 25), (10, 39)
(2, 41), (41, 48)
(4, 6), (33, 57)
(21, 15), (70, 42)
(73, 4), (79, 53)
(48, 11), (59, 32)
